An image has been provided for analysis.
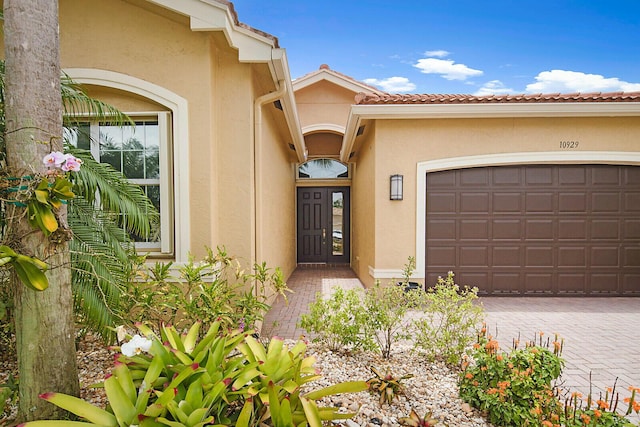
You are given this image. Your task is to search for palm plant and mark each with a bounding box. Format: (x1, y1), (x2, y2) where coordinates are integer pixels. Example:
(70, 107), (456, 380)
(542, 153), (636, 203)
(0, 60), (158, 341)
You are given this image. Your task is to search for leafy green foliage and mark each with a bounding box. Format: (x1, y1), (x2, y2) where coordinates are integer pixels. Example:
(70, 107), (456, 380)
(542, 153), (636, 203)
(121, 246), (290, 334)
(22, 321), (368, 427)
(366, 366), (413, 406)
(412, 271), (484, 365)
(298, 287), (375, 352)
(364, 281), (423, 359)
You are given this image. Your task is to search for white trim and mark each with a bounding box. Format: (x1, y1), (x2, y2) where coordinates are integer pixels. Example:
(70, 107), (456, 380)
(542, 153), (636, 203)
(415, 151), (640, 279)
(368, 266), (420, 281)
(293, 68), (383, 94)
(65, 68), (191, 263)
(302, 123), (346, 135)
(341, 101), (640, 163)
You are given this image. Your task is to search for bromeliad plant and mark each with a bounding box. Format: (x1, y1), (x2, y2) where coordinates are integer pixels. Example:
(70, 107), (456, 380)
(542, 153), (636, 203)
(20, 320), (368, 427)
(366, 366), (413, 406)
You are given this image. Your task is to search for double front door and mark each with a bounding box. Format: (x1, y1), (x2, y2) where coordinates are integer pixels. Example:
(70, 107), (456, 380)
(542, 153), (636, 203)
(297, 187), (350, 263)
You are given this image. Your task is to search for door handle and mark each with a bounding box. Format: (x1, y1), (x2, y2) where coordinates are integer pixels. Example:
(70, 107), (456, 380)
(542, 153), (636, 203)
(322, 228), (326, 240)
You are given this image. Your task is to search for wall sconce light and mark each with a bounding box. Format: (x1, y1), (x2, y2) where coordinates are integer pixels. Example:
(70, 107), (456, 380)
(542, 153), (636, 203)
(390, 174), (403, 200)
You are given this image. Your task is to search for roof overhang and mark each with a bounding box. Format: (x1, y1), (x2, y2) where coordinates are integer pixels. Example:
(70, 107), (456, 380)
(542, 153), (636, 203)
(293, 68), (383, 94)
(146, 0), (306, 162)
(340, 101), (640, 162)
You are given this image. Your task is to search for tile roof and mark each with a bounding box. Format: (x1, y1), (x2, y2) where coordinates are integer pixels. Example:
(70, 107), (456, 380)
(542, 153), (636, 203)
(355, 91), (640, 105)
(220, 0), (280, 47)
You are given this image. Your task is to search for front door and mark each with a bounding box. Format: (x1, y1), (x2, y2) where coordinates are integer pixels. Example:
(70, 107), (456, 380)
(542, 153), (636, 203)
(297, 187), (350, 263)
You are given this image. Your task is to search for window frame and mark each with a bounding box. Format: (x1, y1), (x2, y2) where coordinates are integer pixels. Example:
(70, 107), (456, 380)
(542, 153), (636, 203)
(78, 111), (174, 254)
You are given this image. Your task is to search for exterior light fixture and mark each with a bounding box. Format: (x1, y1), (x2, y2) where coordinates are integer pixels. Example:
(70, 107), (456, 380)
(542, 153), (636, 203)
(390, 174), (403, 200)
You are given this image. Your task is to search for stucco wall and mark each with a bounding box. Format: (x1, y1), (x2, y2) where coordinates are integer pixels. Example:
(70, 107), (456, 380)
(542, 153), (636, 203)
(351, 125), (377, 287)
(295, 81), (355, 131)
(49, 0), (297, 274)
(369, 115), (640, 280)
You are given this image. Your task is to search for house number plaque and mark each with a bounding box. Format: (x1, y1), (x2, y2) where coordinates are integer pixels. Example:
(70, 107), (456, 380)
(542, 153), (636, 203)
(559, 141), (579, 149)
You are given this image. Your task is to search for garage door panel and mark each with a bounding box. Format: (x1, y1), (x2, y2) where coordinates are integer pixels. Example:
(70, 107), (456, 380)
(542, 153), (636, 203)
(460, 220), (489, 239)
(557, 274), (587, 293)
(592, 168), (619, 185)
(525, 274), (553, 294)
(428, 193), (456, 213)
(591, 220), (619, 239)
(592, 193), (620, 212)
(525, 247), (554, 266)
(427, 246), (456, 266)
(559, 193), (587, 212)
(460, 247), (488, 266)
(558, 247), (586, 267)
(493, 246), (521, 266)
(493, 219), (522, 239)
(460, 193), (489, 212)
(428, 219), (456, 240)
(493, 167), (520, 185)
(559, 167), (587, 184)
(426, 165), (640, 296)
(591, 247), (619, 267)
(624, 193), (640, 211)
(526, 193), (554, 212)
(493, 192), (521, 212)
(591, 274), (619, 293)
(558, 220), (587, 239)
(623, 220), (640, 238)
(525, 220), (554, 240)
(461, 168), (489, 186)
(526, 168), (553, 185)
(492, 273), (522, 294)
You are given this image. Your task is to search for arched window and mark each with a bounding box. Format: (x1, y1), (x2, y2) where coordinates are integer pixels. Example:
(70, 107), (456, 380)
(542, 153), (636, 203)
(298, 158), (349, 179)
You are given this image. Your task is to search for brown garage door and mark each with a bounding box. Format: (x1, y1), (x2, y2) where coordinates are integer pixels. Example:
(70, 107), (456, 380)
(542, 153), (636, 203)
(426, 165), (640, 296)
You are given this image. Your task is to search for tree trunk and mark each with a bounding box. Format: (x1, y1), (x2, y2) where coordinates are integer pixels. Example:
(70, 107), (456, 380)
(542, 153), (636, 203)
(3, 0), (80, 421)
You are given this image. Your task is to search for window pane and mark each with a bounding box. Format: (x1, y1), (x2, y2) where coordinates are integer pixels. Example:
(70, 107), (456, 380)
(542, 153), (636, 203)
(298, 159), (348, 179)
(64, 123), (91, 150)
(100, 125), (123, 149)
(100, 150), (122, 172)
(123, 150), (144, 178)
(332, 192), (344, 256)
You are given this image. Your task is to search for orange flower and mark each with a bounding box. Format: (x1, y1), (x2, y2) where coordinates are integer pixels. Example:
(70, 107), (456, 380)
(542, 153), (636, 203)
(465, 372), (474, 379)
(541, 421), (553, 427)
(530, 407), (542, 416)
(580, 414), (591, 425)
(596, 399), (610, 410)
(472, 380), (479, 386)
(593, 409), (602, 418)
(496, 354), (503, 361)
(473, 343), (481, 350)
(481, 366), (487, 371)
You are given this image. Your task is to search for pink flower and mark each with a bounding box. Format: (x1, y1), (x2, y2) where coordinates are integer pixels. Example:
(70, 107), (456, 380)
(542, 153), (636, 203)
(43, 151), (65, 168)
(61, 154), (82, 172)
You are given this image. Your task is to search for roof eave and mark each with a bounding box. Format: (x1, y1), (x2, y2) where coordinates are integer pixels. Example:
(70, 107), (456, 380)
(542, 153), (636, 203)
(340, 101), (640, 163)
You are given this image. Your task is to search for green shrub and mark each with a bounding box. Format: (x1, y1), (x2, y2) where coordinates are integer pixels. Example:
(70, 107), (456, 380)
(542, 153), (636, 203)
(411, 271), (484, 365)
(459, 330), (564, 426)
(121, 246), (289, 334)
(364, 281), (424, 359)
(298, 287), (374, 352)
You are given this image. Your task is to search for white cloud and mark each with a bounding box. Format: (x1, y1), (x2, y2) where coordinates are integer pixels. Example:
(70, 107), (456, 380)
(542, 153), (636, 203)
(526, 70), (640, 93)
(474, 80), (515, 96)
(424, 50), (450, 58)
(363, 76), (417, 93)
(413, 58), (483, 81)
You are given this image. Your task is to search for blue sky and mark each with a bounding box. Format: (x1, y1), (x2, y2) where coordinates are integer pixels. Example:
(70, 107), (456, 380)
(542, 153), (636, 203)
(230, 1), (640, 95)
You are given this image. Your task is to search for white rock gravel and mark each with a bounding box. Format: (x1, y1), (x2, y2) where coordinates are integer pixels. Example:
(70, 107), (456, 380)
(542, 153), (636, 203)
(1, 335), (493, 427)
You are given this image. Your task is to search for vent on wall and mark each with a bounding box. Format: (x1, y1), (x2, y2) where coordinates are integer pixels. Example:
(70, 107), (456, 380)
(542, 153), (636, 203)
(273, 100), (283, 111)
(356, 125), (365, 136)
(288, 143), (296, 151)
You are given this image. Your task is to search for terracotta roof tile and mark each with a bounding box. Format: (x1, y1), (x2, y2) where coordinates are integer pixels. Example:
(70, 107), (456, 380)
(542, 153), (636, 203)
(354, 91), (640, 105)
(218, 0), (280, 48)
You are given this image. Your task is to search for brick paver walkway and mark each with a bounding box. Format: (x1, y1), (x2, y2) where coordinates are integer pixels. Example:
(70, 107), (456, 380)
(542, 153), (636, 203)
(264, 266), (640, 404)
